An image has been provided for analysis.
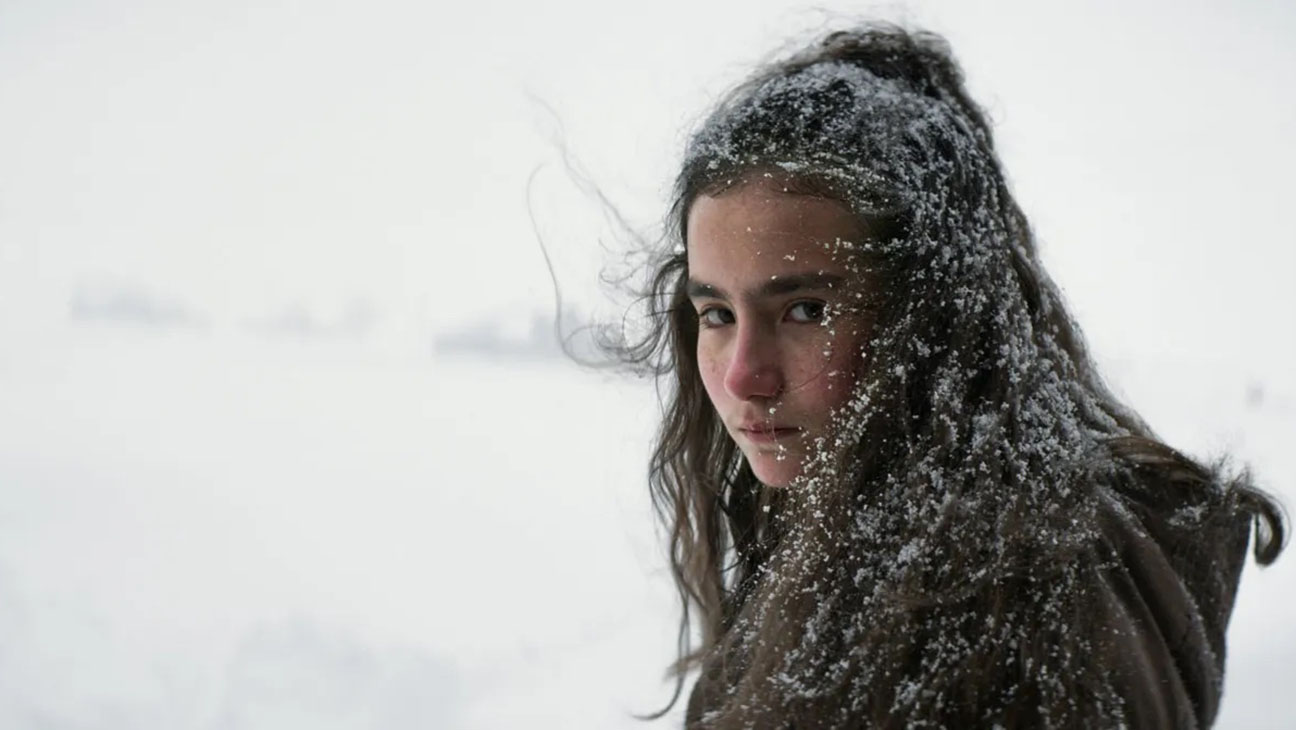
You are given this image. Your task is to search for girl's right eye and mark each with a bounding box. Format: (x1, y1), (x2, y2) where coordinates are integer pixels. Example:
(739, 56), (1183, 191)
(699, 307), (735, 328)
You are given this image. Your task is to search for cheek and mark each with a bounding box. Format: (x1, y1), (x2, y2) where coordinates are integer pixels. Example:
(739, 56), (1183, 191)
(696, 343), (727, 405)
(797, 331), (866, 409)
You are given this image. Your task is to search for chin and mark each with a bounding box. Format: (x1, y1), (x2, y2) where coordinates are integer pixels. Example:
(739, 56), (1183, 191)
(747, 453), (801, 488)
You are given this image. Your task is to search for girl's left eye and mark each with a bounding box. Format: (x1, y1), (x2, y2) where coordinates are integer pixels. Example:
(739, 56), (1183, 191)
(786, 301), (826, 323)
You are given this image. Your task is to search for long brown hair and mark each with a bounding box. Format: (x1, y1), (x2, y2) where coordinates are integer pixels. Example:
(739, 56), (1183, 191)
(608, 24), (1286, 728)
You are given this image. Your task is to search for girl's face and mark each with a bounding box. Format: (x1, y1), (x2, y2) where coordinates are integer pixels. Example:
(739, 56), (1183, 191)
(686, 176), (874, 487)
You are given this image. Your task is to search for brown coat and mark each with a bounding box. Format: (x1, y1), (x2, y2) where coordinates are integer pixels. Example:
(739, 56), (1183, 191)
(1093, 481), (1250, 728)
(685, 481), (1252, 728)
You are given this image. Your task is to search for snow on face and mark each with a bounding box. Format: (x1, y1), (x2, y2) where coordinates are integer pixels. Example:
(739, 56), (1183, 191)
(686, 175), (875, 487)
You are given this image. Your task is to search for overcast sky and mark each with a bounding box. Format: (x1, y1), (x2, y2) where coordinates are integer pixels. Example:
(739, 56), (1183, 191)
(2, 0), (1292, 362)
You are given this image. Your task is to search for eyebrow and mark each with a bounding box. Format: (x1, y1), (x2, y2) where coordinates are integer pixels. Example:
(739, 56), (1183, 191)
(685, 272), (847, 301)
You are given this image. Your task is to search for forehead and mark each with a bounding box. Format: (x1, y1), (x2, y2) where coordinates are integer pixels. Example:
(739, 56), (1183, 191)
(686, 178), (866, 283)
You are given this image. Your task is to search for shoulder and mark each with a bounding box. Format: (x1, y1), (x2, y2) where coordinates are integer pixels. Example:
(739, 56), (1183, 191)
(682, 454), (1256, 729)
(1089, 466), (1251, 729)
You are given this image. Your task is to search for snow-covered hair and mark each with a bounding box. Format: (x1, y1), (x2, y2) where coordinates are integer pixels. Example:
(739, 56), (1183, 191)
(611, 24), (1285, 727)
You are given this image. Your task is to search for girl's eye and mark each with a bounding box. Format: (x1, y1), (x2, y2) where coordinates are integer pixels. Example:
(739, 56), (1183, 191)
(786, 301), (826, 323)
(699, 307), (735, 327)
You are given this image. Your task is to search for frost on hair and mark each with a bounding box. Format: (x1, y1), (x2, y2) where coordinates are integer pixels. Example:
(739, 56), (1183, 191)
(607, 24), (1285, 729)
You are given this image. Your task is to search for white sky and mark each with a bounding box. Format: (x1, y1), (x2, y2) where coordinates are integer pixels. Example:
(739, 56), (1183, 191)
(2, 0), (1292, 362)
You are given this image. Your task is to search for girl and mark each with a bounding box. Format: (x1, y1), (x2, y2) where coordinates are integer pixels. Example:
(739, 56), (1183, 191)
(612, 24), (1286, 729)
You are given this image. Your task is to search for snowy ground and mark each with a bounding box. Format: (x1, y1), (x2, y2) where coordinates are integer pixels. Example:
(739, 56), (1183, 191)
(0, 324), (685, 728)
(0, 320), (1291, 728)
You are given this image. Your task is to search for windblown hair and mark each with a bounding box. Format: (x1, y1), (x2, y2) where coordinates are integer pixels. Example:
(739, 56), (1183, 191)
(609, 24), (1286, 728)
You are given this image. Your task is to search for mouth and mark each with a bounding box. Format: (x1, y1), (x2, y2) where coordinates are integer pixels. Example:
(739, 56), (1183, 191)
(736, 425), (802, 444)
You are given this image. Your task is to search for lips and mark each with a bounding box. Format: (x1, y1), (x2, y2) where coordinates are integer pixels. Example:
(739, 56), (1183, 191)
(736, 424), (801, 444)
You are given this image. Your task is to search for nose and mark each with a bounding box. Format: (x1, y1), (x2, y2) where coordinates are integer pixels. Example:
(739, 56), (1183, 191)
(723, 325), (784, 401)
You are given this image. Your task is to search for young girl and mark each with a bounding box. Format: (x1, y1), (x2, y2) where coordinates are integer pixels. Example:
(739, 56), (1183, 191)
(612, 24), (1286, 729)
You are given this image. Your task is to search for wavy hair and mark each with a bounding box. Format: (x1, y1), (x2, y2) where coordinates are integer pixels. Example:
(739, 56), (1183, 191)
(607, 24), (1286, 728)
